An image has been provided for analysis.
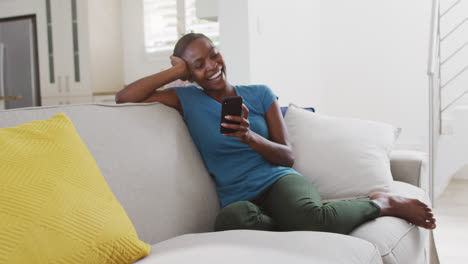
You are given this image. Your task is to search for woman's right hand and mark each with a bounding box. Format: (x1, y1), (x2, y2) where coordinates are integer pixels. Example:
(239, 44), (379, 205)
(170, 55), (191, 81)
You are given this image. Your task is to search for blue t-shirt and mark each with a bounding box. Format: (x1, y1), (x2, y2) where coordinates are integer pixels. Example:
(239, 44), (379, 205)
(173, 84), (300, 207)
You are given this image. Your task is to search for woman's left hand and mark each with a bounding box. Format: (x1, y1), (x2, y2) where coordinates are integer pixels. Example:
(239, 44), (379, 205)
(222, 104), (252, 143)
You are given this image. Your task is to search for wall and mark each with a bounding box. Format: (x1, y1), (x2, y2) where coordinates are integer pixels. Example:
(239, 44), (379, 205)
(219, 0), (431, 150)
(218, 0), (322, 108)
(318, 0), (430, 150)
(88, 0), (124, 93)
(247, 0), (322, 110)
(218, 0), (252, 86)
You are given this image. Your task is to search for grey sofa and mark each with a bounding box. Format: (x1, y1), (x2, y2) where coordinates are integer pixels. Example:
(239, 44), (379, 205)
(0, 103), (439, 264)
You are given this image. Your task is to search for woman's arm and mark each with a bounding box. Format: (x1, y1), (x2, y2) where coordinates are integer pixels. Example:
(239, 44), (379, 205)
(222, 101), (295, 167)
(115, 56), (189, 113)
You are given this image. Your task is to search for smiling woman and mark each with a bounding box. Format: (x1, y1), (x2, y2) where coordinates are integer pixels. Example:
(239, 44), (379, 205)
(115, 33), (436, 235)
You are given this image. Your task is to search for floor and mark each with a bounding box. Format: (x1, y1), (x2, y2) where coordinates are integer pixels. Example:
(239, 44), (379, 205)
(433, 179), (468, 263)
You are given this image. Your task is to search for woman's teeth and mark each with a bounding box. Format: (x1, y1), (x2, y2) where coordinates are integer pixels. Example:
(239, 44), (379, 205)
(209, 69), (222, 80)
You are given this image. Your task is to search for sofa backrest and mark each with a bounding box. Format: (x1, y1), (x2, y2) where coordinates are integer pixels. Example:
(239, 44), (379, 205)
(0, 103), (220, 245)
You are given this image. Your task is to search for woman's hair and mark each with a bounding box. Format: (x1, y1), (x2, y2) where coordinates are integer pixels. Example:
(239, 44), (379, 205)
(173, 33), (212, 57)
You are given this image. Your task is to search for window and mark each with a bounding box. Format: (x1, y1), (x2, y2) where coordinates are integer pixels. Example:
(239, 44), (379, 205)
(143, 0), (219, 55)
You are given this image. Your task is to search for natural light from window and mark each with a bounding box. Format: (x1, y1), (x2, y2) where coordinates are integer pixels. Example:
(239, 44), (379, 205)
(143, 0), (219, 54)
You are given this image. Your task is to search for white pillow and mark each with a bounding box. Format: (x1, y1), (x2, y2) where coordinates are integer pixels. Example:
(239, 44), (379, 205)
(284, 104), (400, 202)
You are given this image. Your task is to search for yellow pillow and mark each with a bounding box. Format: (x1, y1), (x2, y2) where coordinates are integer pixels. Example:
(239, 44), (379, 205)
(0, 113), (150, 263)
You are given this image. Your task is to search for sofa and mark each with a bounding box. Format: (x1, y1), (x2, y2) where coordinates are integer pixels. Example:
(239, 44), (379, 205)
(0, 102), (439, 264)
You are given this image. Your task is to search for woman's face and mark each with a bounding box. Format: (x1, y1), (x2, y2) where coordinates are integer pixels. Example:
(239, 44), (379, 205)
(182, 37), (227, 91)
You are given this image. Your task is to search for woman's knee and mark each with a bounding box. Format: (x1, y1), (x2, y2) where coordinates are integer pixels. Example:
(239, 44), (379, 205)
(214, 201), (263, 231)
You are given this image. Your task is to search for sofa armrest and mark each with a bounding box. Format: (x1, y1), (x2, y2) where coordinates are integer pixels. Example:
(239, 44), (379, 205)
(389, 150), (429, 192)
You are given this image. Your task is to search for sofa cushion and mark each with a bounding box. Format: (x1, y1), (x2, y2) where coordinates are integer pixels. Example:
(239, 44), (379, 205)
(0, 113), (150, 263)
(284, 104), (400, 202)
(280, 106), (315, 117)
(0, 103), (220, 245)
(350, 181), (430, 264)
(133, 230), (383, 264)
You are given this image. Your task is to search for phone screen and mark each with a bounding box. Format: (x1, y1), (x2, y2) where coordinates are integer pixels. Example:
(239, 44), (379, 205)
(220, 96), (243, 133)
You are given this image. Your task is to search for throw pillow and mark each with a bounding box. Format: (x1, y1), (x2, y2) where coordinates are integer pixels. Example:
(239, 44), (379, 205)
(284, 104), (400, 202)
(0, 113), (150, 263)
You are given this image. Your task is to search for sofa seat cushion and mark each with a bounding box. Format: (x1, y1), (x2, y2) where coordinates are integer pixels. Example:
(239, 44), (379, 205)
(350, 181), (430, 264)
(133, 230), (382, 264)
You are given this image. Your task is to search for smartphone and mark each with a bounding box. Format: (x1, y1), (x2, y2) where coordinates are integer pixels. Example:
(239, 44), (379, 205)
(220, 96), (243, 134)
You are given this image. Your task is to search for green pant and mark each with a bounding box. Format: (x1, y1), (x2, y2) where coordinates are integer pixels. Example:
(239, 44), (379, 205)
(214, 174), (381, 234)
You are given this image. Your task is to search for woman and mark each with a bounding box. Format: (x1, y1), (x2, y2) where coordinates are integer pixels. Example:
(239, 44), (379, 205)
(116, 33), (436, 233)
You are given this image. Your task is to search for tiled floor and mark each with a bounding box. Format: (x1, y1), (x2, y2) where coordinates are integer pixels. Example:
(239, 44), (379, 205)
(433, 179), (468, 263)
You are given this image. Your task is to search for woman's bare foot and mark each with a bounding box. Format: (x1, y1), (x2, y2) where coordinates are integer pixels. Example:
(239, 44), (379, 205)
(370, 192), (436, 229)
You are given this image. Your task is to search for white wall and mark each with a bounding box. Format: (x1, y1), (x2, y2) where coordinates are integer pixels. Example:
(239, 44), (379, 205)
(219, 0), (431, 150)
(88, 0), (124, 93)
(219, 0), (322, 108)
(318, 0), (430, 150)
(218, 0), (252, 86)
(247, 0), (322, 109)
